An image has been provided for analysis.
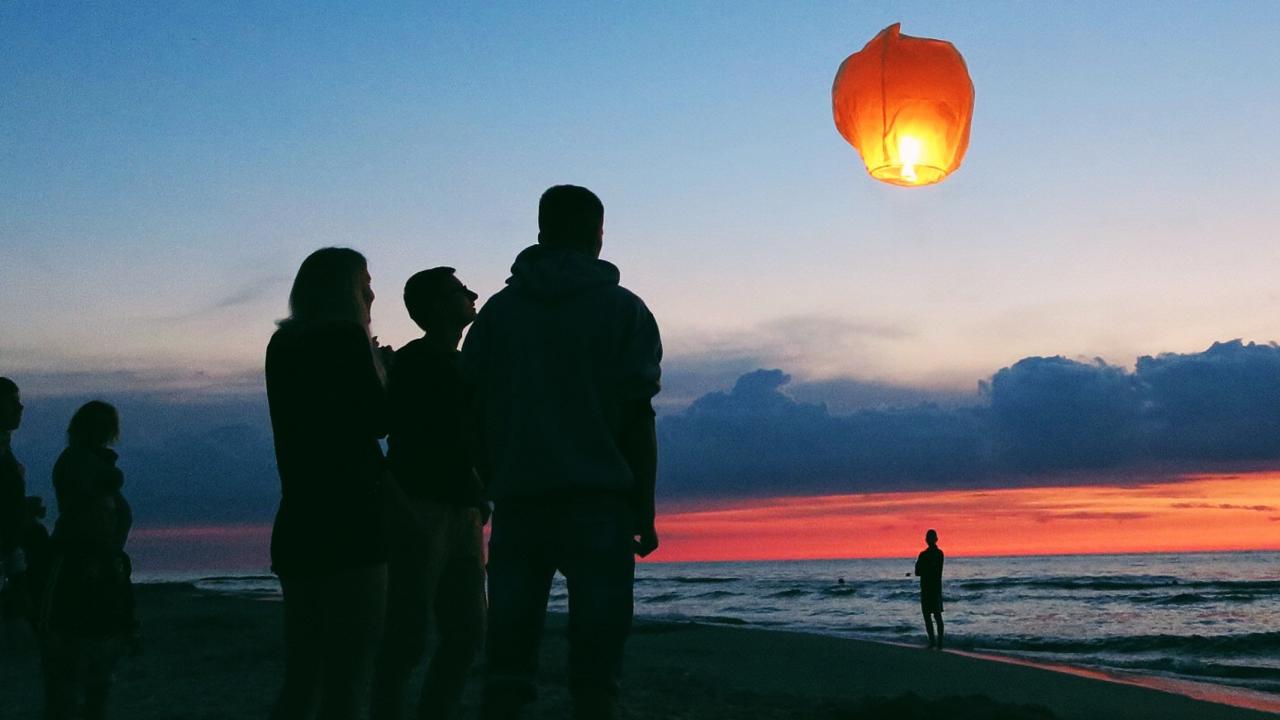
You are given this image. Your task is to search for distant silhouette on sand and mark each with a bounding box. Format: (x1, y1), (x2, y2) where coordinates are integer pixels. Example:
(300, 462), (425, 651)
(463, 185), (662, 720)
(915, 529), (945, 649)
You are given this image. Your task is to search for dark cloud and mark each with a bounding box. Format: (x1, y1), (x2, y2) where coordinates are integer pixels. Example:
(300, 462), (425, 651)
(1137, 340), (1280, 460)
(657, 340), (1280, 501)
(1170, 502), (1278, 512)
(658, 369), (991, 499)
(984, 355), (1140, 471)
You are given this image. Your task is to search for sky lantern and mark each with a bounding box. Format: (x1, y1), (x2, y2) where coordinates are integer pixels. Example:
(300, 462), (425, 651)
(832, 23), (975, 187)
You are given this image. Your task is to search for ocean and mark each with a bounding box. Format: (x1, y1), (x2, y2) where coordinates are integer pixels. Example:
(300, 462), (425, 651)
(159, 551), (1280, 700)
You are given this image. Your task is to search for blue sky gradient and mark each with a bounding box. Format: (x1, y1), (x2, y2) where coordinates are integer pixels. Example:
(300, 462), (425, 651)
(4, 1), (1280, 396)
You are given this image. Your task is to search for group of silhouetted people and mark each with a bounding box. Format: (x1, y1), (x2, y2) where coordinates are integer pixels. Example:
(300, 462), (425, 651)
(263, 185), (661, 720)
(3, 184), (949, 720)
(1, 379), (139, 719)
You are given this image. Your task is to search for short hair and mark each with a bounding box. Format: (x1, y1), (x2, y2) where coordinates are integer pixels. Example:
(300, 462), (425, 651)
(67, 400), (119, 448)
(0, 377), (17, 398)
(538, 185), (604, 250)
(403, 267), (459, 322)
(926, 529), (938, 543)
(285, 247), (369, 327)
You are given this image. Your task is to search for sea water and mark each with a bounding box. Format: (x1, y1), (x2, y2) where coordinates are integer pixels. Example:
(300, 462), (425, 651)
(162, 551), (1280, 697)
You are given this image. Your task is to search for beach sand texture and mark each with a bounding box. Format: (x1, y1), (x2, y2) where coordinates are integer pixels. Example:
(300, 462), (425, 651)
(0, 583), (1274, 719)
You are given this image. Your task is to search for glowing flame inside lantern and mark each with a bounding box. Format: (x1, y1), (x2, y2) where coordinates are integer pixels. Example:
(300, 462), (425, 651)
(898, 135), (922, 184)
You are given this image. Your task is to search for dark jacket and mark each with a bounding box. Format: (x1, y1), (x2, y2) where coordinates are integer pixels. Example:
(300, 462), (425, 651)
(0, 434), (24, 559)
(47, 444), (135, 637)
(51, 446), (131, 550)
(387, 340), (484, 508)
(461, 244), (662, 501)
(266, 320), (389, 577)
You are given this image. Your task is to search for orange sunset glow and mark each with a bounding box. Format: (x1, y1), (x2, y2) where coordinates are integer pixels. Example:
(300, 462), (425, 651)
(654, 472), (1280, 562)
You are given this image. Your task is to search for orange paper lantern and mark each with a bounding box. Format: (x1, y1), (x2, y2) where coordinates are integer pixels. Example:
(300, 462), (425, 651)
(832, 23), (975, 187)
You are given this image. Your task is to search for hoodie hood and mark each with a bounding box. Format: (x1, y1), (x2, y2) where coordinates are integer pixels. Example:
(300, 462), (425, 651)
(506, 244), (620, 301)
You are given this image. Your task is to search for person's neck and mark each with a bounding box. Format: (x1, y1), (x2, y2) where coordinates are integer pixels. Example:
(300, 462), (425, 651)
(422, 327), (463, 352)
(0, 430), (12, 454)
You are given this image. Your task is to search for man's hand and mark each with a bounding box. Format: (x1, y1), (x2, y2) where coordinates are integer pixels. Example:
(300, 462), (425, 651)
(633, 526), (659, 558)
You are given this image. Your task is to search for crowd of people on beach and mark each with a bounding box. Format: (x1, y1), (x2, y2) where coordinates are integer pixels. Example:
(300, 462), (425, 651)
(1, 184), (945, 720)
(1, 185), (664, 720)
(1, 382), (139, 719)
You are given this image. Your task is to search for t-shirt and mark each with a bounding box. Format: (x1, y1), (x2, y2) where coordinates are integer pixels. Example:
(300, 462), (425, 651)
(387, 339), (484, 508)
(915, 546), (944, 596)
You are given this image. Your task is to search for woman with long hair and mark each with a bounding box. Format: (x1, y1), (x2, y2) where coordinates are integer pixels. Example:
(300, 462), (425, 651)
(42, 400), (136, 720)
(266, 247), (390, 720)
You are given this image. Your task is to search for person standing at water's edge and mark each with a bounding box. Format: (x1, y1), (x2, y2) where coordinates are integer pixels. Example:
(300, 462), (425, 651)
(915, 529), (945, 649)
(266, 247), (391, 720)
(464, 185), (662, 720)
(373, 268), (487, 720)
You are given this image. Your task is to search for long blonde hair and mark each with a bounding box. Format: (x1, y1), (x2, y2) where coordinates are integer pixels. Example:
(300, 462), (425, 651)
(281, 247), (370, 331)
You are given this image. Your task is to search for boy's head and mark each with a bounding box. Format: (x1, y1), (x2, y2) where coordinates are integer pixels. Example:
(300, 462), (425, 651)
(404, 267), (478, 334)
(537, 185), (604, 256)
(925, 529), (938, 546)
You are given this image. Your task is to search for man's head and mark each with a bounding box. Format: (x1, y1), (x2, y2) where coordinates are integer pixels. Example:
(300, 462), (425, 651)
(537, 185), (604, 257)
(0, 377), (22, 432)
(925, 529), (938, 547)
(404, 267), (478, 334)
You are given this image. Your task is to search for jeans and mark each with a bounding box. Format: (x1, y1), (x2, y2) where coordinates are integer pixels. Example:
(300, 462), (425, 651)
(483, 495), (635, 716)
(273, 563), (388, 720)
(373, 501), (486, 720)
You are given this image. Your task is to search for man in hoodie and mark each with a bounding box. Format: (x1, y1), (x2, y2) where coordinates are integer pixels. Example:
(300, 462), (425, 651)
(462, 185), (661, 720)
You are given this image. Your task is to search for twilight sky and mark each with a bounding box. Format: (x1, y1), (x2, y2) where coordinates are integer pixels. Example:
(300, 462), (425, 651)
(4, 2), (1280, 562)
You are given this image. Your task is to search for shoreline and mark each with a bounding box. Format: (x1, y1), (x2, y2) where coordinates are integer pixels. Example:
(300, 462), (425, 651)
(6, 582), (1271, 718)
(140, 577), (1280, 716)
(639, 618), (1280, 718)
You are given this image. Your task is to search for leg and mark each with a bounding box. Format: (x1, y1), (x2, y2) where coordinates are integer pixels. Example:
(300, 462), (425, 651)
(922, 610), (936, 648)
(273, 575), (325, 720)
(933, 612), (944, 649)
(80, 636), (125, 720)
(373, 533), (433, 720)
(482, 504), (554, 720)
(319, 563), (387, 720)
(560, 501), (634, 720)
(418, 508), (487, 720)
(41, 632), (80, 720)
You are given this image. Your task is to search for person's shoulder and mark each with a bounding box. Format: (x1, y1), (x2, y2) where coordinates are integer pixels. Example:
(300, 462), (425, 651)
(613, 284), (651, 310)
(394, 337), (429, 362)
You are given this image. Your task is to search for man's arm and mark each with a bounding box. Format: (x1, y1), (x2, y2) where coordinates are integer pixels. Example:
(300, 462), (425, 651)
(619, 401), (658, 557)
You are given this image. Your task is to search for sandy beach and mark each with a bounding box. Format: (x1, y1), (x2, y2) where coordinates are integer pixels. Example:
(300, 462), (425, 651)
(0, 583), (1275, 719)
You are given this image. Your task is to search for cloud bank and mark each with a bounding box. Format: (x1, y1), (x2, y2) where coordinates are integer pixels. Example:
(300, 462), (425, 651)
(659, 340), (1280, 499)
(9, 339), (1280, 525)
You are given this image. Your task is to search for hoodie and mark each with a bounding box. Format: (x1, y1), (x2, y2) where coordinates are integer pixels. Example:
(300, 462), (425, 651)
(461, 244), (662, 501)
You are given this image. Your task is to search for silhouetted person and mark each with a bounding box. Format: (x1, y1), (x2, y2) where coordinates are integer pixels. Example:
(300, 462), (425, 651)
(0, 377), (30, 625)
(372, 268), (486, 720)
(266, 247), (390, 720)
(463, 185), (662, 720)
(914, 529), (944, 649)
(22, 496), (52, 619)
(42, 400), (137, 720)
